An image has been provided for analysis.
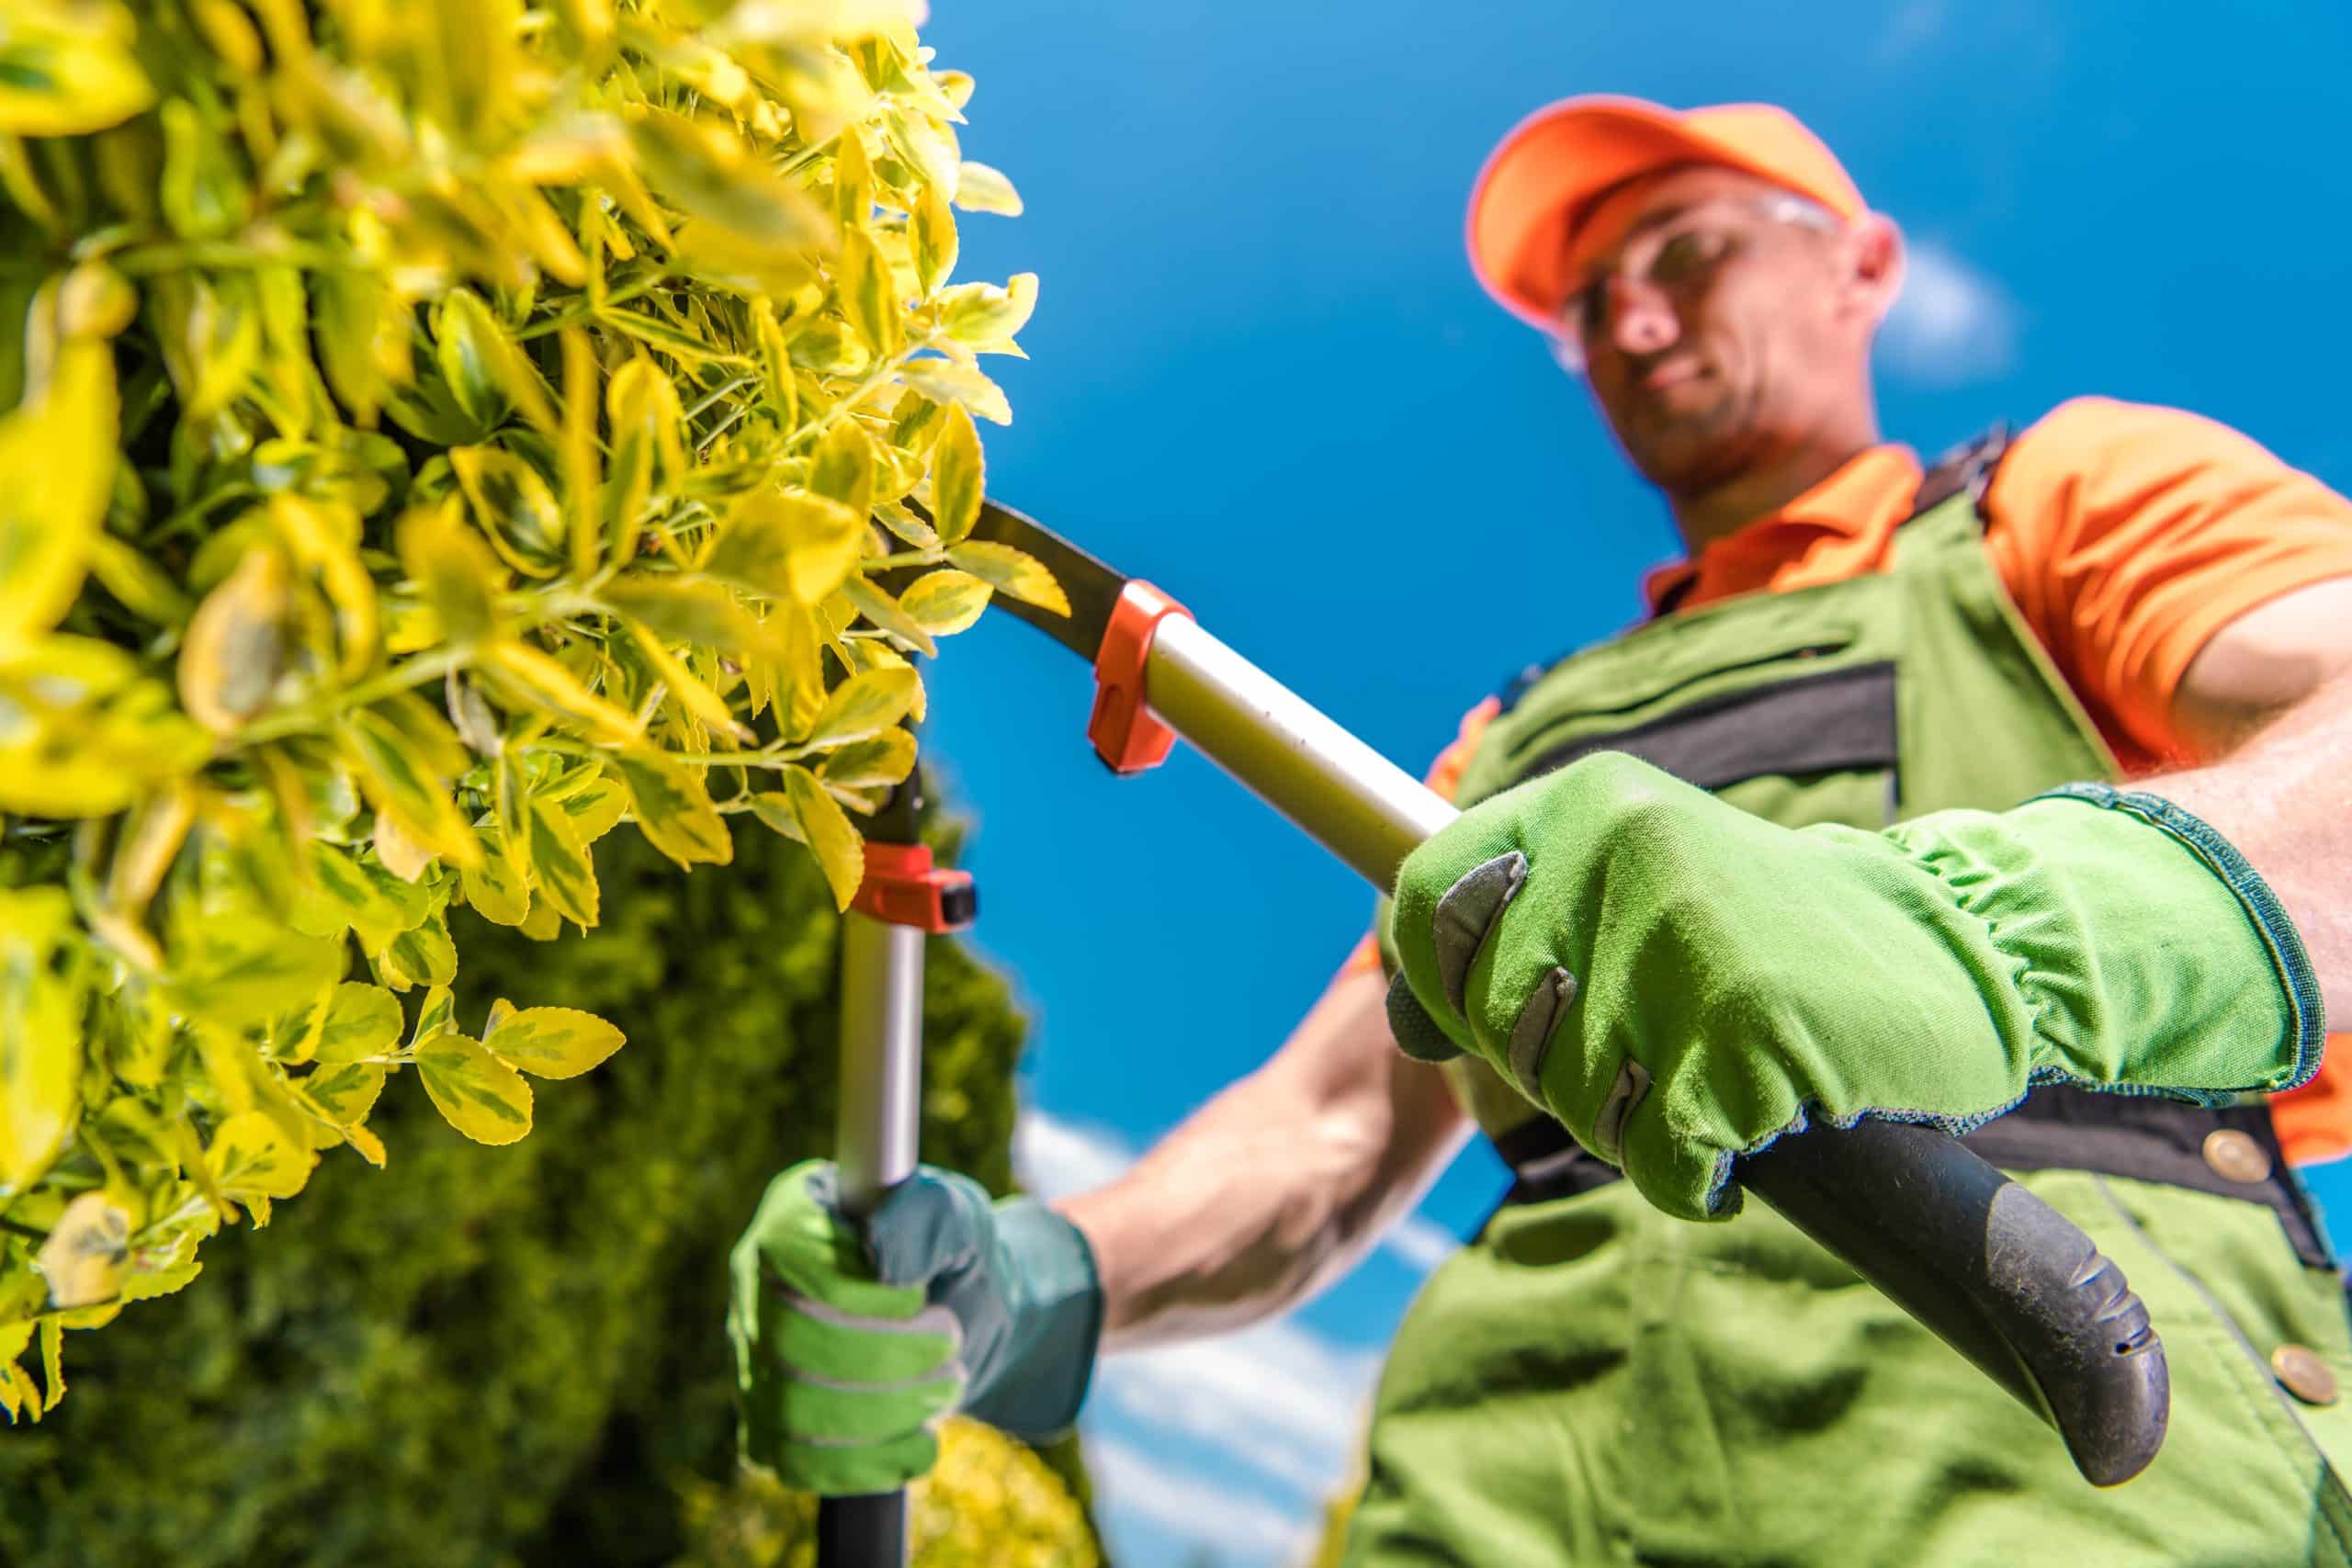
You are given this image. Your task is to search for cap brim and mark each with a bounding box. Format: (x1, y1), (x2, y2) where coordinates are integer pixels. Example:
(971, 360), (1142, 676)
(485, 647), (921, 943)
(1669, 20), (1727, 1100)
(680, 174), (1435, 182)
(1465, 97), (1815, 331)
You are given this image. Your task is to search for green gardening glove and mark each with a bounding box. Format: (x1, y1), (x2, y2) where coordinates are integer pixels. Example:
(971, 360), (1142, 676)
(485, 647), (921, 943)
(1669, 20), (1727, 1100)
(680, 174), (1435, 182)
(727, 1160), (1102, 1495)
(1384, 754), (2324, 1224)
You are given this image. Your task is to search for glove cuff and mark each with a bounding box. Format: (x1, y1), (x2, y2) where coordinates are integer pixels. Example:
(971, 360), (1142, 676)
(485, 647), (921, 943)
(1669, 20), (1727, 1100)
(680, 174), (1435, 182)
(961, 1197), (1103, 1439)
(2021, 784), (2324, 1098)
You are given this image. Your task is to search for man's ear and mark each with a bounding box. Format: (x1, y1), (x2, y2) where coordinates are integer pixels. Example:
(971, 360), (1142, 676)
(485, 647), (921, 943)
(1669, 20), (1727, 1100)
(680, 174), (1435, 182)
(1848, 212), (1906, 325)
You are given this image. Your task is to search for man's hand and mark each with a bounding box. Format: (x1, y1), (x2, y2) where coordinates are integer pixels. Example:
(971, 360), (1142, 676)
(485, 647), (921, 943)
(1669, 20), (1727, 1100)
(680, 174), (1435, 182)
(728, 1160), (1102, 1495)
(1383, 753), (2324, 1223)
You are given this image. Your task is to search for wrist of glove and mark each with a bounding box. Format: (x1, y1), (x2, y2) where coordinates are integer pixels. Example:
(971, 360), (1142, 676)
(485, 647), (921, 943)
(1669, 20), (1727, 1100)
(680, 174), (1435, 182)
(727, 1160), (1102, 1495)
(1384, 754), (2324, 1224)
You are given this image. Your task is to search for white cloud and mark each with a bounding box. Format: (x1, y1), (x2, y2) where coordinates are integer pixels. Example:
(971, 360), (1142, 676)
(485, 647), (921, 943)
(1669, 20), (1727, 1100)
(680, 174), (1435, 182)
(1088, 1436), (1321, 1562)
(1011, 1107), (1134, 1201)
(1383, 1213), (1458, 1272)
(1093, 1316), (1383, 1496)
(1013, 1107), (1459, 1275)
(1880, 240), (2020, 387)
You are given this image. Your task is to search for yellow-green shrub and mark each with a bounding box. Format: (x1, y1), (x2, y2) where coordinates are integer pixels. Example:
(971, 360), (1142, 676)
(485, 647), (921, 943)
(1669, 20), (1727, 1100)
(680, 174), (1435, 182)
(0, 816), (1099, 1566)
(677, 1418), (1100, 1568)
(0, 0), (1055, 1415)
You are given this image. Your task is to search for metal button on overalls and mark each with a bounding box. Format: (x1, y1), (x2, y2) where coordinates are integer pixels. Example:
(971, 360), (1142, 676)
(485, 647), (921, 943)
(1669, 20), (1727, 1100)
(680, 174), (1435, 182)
(2271, 1345), (2340, 1405)
(2203, 1128), (2273, 1184)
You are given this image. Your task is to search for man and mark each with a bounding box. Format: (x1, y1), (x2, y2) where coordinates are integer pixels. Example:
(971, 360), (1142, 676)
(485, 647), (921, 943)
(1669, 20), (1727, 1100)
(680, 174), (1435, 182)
(730, 98), (2352, 1563)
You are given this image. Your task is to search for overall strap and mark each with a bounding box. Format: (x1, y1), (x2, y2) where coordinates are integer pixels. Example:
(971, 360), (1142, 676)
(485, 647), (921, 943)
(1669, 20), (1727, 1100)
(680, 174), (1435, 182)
(1509, 425), (2015, 704)
(1903, 423), (2012, 526)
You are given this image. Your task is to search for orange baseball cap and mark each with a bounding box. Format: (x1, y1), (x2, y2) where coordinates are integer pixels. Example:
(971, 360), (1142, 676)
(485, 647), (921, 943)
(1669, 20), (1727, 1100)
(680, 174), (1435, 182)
(1465, 96), (1867, 332)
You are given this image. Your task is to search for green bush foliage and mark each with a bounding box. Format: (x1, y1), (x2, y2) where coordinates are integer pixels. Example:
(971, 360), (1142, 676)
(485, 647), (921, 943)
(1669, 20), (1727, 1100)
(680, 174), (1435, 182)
(0, 0), (1060, 1412)
(0, 817), (1098, 1566)
(675, 1417), (1099, 1568)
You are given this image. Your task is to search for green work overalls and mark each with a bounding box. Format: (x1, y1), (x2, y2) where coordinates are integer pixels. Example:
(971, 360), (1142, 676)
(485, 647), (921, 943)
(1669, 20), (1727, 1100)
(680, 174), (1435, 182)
(1346, 437), (2352, 1567)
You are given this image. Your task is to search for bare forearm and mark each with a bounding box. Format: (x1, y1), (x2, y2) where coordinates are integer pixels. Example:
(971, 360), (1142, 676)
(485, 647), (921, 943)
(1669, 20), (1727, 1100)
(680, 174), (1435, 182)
(1056, 965), (1469, 1351)
(2147, 672), (2352, 1019)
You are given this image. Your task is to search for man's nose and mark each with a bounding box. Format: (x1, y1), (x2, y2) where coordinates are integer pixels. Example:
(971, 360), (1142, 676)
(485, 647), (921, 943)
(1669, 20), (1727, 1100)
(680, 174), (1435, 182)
(1604, 276), (1680, 359)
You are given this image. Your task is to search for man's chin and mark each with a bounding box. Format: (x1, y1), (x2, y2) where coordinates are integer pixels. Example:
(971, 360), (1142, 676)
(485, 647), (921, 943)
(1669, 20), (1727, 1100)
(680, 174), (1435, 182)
(1619, 407), (1746, 490)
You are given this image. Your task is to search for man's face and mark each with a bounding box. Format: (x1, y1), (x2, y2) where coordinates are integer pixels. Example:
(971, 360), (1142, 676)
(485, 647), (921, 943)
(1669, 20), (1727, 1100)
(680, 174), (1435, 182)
(1563, 166), (1863, 492)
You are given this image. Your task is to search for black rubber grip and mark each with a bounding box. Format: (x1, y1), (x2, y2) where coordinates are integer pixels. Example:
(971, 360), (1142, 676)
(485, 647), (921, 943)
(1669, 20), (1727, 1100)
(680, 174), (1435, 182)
(1741, 1116), (2169, 1486)
(817, 1492), (906, 1568)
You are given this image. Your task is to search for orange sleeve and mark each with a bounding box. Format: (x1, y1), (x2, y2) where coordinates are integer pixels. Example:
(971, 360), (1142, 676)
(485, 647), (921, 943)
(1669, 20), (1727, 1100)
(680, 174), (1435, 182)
(1337, 696), (1502, 979)
(1984, 397), (2352, 765)
(1988, 399), (2352, 1165)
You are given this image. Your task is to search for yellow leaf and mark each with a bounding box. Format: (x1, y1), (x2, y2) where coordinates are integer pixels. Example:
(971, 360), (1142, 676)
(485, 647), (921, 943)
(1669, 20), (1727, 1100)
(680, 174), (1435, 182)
(205, 1109), (317, 1203)
(34, 1192), (130, 1310)
(0, 1), (154, 137)
(898, 357), (1010, 425)
(483, 1005), (626, 1080)
(911, 180), (956, 298)
(0, 338), (116, 654)
(0, 637), (205, 817)
(0, 888), (83, 1189)
(808, 419), (877, 544)
(177, 544), (289, 733)
(376, 911), (458, 992)
(603, 356), (682, 560)
(451, 446), (567, 578)
(838, 225), (903, 358)
(833, 127), (874, 227)
(526, 796), (600, 929)
(104, 781), (196, 917)
(899, 569), (990, 636)
(840, 575), (938, 657)
(610, 754), (733, 868)
(415, 1034), (534, 1145)
(373, 808), (433, 882)
(952, 160), (1023, 216)
(339, 705), (483, 867)
(820, 727), (916, 790)
(881, 106), (958, 197)
(87, 534), (192, 628)
(269, 495), (379, 682)
(706, 489), (865, 605)
(38, 1316), (62, 1413)
(483, 639), (644, 743)
(784, 763), (863, 909)
(395, 501), (504, 646)
(312, 983), (402, 1065)
(945, 539), (1069, 615)
(434, 288), (556, 435)
(345, 1123), (388, 1168)
(560, 329), (601, 577)
(171, 910), (346, 1033)
(927, 401), (982, 546)
(460, 827), (532, 926)
(621, 620), (752, 743)
(301, 1060), (387, 1133)
(547, 771), (629, 843)
(628, 108), (835, 253)
(803, 665), (917, 748)
(601, 577), (775, 656)
(937, 272), (1037, 348)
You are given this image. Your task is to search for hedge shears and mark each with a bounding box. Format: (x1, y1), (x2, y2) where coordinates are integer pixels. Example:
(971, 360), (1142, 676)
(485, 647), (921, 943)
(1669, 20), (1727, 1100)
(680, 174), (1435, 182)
(817, 498), (2172, 1565)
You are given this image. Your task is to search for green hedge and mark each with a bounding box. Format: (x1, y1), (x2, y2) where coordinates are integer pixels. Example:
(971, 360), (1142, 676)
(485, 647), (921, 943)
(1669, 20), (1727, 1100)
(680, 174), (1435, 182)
(0, 816), (1095, 1566)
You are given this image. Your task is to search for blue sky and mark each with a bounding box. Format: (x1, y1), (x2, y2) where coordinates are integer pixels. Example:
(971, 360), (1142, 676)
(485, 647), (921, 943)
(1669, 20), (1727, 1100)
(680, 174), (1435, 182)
(906, 1), (2352, 1562)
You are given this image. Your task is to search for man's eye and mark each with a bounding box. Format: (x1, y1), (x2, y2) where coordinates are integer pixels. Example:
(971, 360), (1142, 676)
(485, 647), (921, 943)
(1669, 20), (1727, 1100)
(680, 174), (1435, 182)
(1651, 231), (1728, 285)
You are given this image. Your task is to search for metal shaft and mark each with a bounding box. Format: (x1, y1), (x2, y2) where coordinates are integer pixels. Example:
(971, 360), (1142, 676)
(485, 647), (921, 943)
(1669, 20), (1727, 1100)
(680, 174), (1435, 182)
(834, 912), (927, 1218)
(1146, 614), (1455, 889)
(820, 909), (930, 1568)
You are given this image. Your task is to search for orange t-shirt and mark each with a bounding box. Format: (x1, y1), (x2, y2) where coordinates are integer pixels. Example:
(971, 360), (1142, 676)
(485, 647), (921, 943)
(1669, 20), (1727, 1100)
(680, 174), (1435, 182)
(1356, 397), (2352, 1163)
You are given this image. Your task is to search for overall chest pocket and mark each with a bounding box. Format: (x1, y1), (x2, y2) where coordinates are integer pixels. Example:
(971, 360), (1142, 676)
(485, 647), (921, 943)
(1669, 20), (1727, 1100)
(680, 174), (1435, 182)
(1490, 618), (1903, 829)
